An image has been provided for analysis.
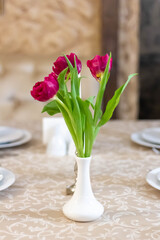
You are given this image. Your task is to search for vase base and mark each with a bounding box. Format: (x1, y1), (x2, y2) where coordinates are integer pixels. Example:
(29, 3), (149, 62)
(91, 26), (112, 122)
(63, 199), (104, 222)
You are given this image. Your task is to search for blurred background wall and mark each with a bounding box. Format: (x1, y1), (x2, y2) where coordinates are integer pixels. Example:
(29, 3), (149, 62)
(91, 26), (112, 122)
(0, 0), (101, 121)
(139, 0), (160, 119)
(1, 0), (158, 121)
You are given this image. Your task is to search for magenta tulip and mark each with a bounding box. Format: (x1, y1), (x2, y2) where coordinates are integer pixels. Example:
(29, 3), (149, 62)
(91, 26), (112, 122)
(52, 53), (82, 76)
(44, 72), (58, 82)
(31, 73), (59, 102)
(87, 54), (112, 81)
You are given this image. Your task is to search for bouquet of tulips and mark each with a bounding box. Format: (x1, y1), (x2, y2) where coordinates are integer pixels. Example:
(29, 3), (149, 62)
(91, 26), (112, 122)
(31, 53), (137, 157)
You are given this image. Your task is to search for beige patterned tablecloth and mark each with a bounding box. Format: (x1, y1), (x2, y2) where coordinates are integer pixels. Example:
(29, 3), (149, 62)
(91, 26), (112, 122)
(0, 120), (160, 240)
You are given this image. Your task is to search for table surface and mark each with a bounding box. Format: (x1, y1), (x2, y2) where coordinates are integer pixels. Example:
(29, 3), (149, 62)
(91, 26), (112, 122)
(0, 120), (160, 240)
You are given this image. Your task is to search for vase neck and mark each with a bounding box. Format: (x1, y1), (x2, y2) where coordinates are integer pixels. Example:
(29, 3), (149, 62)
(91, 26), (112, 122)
(74, 156), (93, 197)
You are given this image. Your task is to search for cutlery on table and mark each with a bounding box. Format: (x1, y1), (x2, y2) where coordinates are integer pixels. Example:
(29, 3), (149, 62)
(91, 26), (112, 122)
(152, 147), (160, 155)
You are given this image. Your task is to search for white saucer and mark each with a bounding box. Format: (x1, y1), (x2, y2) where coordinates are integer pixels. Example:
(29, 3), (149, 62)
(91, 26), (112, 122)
(0, 127), (24, 144)
(0, 130), (32, 148)
(0, 167), (15, 191)
(141, 128), (160, 145)
(131, 132), (160, 149)
(146, 168), (160, 190)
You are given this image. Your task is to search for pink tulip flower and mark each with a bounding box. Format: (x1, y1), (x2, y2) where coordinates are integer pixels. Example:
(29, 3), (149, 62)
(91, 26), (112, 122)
(87, 54), (112, 81)
(52, 53), (82, 76)
(31, 73), (59, 102)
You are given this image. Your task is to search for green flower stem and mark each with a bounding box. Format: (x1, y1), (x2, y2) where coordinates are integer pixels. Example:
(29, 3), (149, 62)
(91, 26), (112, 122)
(85, 137), (93, 157)
(57, 91), (72, 114)
(54, 95), (84, 157)
(72, 97), (84, 155)
(54, 95), (77, 135)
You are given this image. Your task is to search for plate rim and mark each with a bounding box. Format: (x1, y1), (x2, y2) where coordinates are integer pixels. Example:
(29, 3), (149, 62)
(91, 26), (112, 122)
(131, 131), (160, 149)
(141, 127), (160, 145)
(0, 167), (15, 191)
(0, 126), (24, 144)
(0, 129), (32, 149)
(146, 167), (160, 190)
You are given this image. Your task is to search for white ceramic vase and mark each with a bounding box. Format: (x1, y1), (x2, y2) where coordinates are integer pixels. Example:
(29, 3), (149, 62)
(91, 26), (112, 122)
(63, 156), (104, 222)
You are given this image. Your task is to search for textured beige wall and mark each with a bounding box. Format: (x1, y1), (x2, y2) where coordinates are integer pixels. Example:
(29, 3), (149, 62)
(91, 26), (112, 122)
(117, 0), (140, 119)
(0, 0), (101, 121)
(0, 0), (101, 57)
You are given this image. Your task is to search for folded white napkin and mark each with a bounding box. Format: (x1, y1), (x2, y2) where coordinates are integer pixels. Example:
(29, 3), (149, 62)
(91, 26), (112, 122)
(42, 117), (75, 157)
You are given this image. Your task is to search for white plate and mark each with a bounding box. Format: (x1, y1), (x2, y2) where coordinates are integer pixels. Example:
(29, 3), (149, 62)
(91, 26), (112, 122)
(157, 172), (160, 181)
(141, 128), (160, 145)
(0, 167), (15, 191)
(0, 130), (32, 148)
(0, 174), (3, 181)
(146, 168), (160, 190)
(0, 127), (24, 144)
(131, 132), (160, 149)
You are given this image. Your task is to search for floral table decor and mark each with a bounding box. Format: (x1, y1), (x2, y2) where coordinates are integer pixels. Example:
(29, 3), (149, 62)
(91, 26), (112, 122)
(31, 52), (137, 222)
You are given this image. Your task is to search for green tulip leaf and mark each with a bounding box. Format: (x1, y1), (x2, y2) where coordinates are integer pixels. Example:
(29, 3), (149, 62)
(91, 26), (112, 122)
(42, 100), (60, 115)
(86, 96), (95, 109)
(97, 73), (138, 127)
